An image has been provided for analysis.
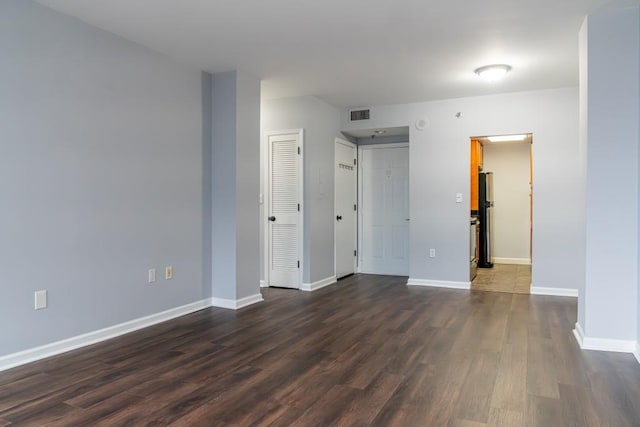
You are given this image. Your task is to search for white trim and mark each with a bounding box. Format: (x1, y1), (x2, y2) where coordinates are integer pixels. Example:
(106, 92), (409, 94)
(264, 129), (304, 289)
(573, 322), (585, 348)
(573, 322), (637, 353)
(301, 276), (337, 292)
(581, 337), (637, 353)
(334, 137), (358, 280)
(0, 299), (211, 372)
(493, 257), (531, 265)
(359, 142), (410, 150)
(407, 278), (471, 290)
(530, 286), (578, 297)
(634, 343), (640, 365)
(260, 280), (267, 288)
(211, 293), (264, 310)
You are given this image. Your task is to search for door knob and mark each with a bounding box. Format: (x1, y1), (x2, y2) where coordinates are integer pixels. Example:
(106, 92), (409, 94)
(268, 216), (276, 222)
(336, 215), (342, 221)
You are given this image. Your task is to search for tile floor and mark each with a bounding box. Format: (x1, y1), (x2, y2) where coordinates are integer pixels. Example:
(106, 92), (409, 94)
(471, 263), (531, 294)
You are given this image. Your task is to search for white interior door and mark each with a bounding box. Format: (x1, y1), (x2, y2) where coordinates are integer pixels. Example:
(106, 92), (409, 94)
(268, 130), (303, 289)
(359, 144), (409, 275)
(335, 138), (357, 279)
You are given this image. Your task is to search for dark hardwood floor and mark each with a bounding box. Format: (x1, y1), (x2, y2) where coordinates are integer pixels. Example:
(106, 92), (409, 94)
(1, 274), (639, 426)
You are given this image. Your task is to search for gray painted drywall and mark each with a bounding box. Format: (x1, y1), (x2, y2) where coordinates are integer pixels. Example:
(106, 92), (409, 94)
(582, 6), (639, 341)
(202, 72), (213, 299)
(211, 70), (261, 301)
(578, 17), (589, 332)
(261, 96), (343, 284)
(0, 1), (206, 356)
(234, 71), (261, 299)
(482, 143), (531, 261)
(341, 88), (582, 290)
(211, 71), (238, 300)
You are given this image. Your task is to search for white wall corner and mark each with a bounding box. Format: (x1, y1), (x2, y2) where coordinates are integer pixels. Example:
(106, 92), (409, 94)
(211, 293), (264, 310)
(573, 322), (585, 348)
(406, 278), (471, 290)
(301, 276), (337, 292)
(0, 298), (212, 372)
(530, 286), (578, 297)
(574, 322), (637, 354)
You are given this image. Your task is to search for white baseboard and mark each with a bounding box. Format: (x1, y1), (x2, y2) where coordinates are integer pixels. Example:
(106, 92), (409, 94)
(531, 286), (578, 297)
(260, 280), (267, 288)
(407, 278), (470, 290)
(493, 257), (531, 265)
(0, 299), (212, 373)
(211, 293), (264, 310)
(573, 322), (637, 353)
(634, 343), (640, 365)
(301, 276), (337, 292)
(573, 322), (585, 348)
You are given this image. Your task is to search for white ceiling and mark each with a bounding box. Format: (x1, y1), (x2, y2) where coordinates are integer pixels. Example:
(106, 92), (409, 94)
(36, 0), (616, 108)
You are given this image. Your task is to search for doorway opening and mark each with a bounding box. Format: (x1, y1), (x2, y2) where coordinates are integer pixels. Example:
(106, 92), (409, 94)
(340, 126), (410, 277)
(470, 133), (533, 294)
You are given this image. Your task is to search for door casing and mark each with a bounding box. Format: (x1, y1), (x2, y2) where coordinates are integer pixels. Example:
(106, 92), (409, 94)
(264, 129), (304, 289)
(334, 137), (358, 279)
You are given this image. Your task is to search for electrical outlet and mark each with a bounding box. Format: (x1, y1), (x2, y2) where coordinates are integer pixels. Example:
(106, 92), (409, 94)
(165, 266), (173, 280)
(429, 248), (436, 258)
(34, 290), (47, 310)
(148, 268), (156, 283)
(456, 193), (463, 203)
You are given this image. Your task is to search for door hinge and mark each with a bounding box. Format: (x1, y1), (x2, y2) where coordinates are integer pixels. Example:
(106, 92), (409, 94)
(297, 260), (300, 268)
(354, 204), (357, 211)
(298, 146), (301, 155)
(354, 250), (357, 257)
(354, 158), (357, 165)
(297, 203), (300, 211)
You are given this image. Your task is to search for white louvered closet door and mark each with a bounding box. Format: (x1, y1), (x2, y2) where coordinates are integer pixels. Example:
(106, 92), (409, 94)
(268, 132), (302, 289)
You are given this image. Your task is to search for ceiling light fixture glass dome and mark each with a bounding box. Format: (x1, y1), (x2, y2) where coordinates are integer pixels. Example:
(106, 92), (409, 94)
(474, 64), (512, 82)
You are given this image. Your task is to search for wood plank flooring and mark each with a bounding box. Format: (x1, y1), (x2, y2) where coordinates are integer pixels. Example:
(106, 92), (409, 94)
(1, 274), (639, 426)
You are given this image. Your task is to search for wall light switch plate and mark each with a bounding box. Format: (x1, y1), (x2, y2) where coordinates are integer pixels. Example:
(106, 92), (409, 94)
(34, 290), (47, 310)
(456, 193), (463, 203)
(148, 269), (156, 283)
(429, 248), (436, 258)
(165, 266), (173, 280)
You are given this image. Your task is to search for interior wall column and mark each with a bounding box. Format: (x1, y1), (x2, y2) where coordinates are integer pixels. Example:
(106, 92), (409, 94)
(211, 70), (262, 306)
(579, 5), (640, 349)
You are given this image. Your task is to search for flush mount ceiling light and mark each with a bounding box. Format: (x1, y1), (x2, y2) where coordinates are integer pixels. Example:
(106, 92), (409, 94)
(487, 134), (528, 142)
(374, 130), (387, 135)
(474, 64), (512, 82)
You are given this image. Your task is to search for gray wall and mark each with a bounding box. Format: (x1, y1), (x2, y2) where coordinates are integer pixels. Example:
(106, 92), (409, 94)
(234, 71), (261, 299)
(202, 72), (213, 299)
(581, 6), (639, 341)
(211, 71), (261, 301)
(211, 72), (238, 300)
(0, 0), (207, 356)
(261, 96), (343, 284)
(341, 88), (582, 289)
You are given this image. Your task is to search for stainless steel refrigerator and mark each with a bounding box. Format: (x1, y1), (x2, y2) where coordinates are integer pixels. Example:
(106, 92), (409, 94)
(478, 172), (494, 268)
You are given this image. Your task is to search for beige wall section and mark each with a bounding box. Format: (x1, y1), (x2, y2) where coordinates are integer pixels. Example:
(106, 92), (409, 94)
(482, 142), (531, 263)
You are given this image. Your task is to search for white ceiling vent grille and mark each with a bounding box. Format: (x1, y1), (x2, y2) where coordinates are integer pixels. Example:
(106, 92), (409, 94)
(349, 109), (370, 122)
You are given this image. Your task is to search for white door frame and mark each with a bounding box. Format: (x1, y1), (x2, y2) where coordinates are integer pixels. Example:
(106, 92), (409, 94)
(263, 129), (304, 288)
(357, 142), (410, 273)
(334, 137), (358, 279)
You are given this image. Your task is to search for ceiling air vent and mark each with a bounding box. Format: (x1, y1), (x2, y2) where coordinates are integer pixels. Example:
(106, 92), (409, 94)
(349, 108), (370, 122)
